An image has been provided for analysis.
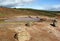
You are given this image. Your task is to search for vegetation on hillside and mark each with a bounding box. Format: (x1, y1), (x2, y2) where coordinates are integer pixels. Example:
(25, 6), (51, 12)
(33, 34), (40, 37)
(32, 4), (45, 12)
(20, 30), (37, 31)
(0, 7), (60, 17)
(14, 8), (60, 17)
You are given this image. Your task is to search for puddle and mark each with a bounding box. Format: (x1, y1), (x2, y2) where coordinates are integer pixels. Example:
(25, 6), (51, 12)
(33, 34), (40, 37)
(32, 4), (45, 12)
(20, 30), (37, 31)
(5, 17), (41, 22)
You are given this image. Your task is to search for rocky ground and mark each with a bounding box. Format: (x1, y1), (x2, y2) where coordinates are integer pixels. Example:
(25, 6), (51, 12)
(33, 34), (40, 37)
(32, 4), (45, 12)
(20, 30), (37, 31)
(0, 16), (60, 41)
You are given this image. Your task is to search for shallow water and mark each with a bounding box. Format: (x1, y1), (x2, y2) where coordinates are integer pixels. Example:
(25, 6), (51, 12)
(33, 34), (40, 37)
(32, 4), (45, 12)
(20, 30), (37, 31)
(5, 17), (40, 22)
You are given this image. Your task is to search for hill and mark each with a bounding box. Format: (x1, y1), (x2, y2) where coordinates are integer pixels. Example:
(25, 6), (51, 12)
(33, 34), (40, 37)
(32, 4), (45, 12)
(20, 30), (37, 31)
(0, 7), (60, 17)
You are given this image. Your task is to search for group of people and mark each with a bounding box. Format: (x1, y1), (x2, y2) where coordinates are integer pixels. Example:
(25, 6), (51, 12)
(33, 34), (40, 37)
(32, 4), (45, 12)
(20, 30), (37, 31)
(29, 16), (57, 27)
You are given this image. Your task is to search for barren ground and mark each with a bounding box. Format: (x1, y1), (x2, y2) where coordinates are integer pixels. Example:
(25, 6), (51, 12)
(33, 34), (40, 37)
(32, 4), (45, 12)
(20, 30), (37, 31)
(0, 16), (60, 41)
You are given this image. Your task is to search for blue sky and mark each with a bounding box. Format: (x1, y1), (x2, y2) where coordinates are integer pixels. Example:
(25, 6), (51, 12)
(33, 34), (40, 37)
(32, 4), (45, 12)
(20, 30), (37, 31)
(0, 0), (60, 11)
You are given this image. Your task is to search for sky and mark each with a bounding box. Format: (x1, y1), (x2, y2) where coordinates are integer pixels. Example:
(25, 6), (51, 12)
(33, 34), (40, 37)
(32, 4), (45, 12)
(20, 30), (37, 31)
(0, 0), (60, 11)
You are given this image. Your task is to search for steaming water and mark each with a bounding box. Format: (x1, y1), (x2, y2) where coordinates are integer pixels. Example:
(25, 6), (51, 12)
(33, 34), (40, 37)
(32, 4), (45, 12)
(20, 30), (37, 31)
(5, 17), (40, 22)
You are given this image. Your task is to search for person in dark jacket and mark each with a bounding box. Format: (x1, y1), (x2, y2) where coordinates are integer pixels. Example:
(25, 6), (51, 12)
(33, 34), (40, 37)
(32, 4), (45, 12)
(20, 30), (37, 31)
(50, 19), (57, 27)
(14, 33), (18, 40)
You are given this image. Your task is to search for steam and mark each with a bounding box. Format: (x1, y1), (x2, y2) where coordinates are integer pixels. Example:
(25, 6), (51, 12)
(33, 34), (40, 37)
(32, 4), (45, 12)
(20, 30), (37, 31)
(0, 0), (34, 8)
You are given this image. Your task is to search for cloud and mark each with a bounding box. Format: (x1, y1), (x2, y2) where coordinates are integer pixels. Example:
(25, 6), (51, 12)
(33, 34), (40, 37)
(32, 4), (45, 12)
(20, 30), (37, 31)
(0, 0), (34, 8)
(22, 0), (33, 2)
(37, 5), (60, 11)
(45, 5), (60, 11)
(34, 7), (46, 10)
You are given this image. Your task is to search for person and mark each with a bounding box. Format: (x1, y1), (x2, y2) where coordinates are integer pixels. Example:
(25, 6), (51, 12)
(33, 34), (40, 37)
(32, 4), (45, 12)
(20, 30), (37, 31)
(36, 16), (39, 18)
(14, 33), (18, 40)
(53, 19), (57, 25)
(25, 23), (30, 26)
(28, 16), (32, 18)
(50, 19), (57, 27)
